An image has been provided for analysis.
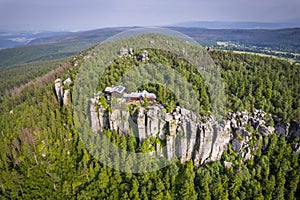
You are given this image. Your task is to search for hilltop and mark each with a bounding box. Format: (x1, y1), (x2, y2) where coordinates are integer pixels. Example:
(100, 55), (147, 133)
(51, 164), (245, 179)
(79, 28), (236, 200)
(0, 31), (299, 199)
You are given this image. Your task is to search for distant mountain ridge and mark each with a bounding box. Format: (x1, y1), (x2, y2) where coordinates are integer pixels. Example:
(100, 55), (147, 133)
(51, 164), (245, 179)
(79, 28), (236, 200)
(1, 27), (300, 69)
(2, 21), (299, 50)
(28, 27), (130, 45)
(0, 31), (70, 49)
(173, 21), (300, 29)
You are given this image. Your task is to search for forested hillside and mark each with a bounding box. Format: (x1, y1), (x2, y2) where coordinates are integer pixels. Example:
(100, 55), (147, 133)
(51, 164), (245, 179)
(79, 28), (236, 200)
(1, 27), (299, 72)
(96, 48), (300, 121)
(0, 43), (299, 199)
(211, 50), (300, 121)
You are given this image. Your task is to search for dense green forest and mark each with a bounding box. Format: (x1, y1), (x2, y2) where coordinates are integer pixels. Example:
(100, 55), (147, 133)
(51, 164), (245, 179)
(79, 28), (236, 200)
(0, 41), (93, 69)
(97, 48), (300, 121)
(212, 50), (300, 121)
(0, 59), (66, 97)
(0, 37), (299, 199)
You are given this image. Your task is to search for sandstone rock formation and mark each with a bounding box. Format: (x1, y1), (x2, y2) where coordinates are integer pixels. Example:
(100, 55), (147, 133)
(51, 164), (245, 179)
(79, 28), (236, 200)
(54, 79), (63, 103)
(90, 98), (300, 166)
(54, 78), (72, 106)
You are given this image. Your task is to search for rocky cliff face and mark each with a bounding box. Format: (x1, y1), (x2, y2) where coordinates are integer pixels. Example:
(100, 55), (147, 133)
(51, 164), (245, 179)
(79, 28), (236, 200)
(90, 99), (300, 165)
(54, 78), (72, 106)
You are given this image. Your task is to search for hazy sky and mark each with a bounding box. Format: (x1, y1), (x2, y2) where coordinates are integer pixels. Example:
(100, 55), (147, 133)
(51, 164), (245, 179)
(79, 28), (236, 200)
(0, 0), (299, 31)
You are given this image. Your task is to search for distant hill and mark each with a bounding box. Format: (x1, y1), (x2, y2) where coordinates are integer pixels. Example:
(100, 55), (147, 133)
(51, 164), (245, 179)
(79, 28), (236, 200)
(28, 27), (300, 54)
(0, 27), (300, 70)
(2, 21), (299, 50)
(170, 27), (300, 51)
(0, 31), (70, 49)
(173, 21), (300, 29)
(28, 27), (131, 45)
(0, 28), (129, 69)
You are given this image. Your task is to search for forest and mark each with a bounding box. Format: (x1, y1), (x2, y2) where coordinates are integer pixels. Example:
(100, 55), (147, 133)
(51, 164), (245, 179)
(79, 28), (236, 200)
(0, 34), (299, 199)
(96, 45), (299, 121)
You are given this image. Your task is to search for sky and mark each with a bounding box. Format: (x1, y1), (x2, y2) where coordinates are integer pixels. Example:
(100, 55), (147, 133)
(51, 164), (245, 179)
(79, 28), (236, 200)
(0, 0), (300, 31)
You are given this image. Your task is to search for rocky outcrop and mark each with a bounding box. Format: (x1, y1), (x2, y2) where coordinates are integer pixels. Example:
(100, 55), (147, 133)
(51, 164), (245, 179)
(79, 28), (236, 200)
(139, 50), (149, 62)
(274, 118), (290, 136)
(54, 78), (72, 106)
(63, 90), (70, 106)
(290, 121), (300, 138)
(90, 98), (102, 132)
(90, 100), (232, 165)
(223, 161), (232, 168)
(90, 99), (300, 166)
(209, 120), (231, 162)
(54, 79), (63, 103)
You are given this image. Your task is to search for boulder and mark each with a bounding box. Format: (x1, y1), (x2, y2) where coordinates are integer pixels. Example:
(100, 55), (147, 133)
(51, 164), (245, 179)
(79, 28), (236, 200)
(231, 118), (238, 129)
(223, 161), (232, 168)
(275, 121), (290, 136)
(289, 121), (300, 138)
(63, 77), (72, 86)
(258, 125), (271, 136)
(232, 138), (243, 153)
